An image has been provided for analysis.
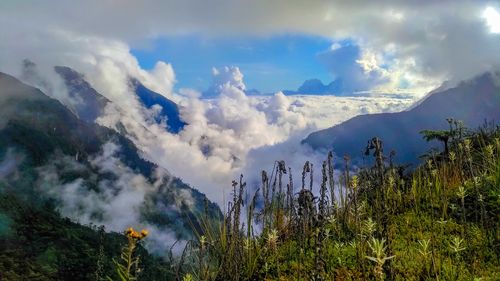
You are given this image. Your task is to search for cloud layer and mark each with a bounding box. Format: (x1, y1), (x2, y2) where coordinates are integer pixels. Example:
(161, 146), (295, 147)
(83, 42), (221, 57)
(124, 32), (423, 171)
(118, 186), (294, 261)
(35, 142), (188, 254)
(0, 30), (414, 206)
(2, 1), (499, 93)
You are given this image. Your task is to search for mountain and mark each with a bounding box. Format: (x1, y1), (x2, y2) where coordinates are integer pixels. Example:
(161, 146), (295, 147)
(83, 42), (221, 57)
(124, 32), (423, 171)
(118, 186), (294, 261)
(0, 72), (220, 245)
(130, 78), (186, 133)
(283, 78), (344, 95)
(54, 66), (110, 123)
(53, 65), (186, 133)
(245, 88), (262, 96)
(0, 192), (172, 280)
(302, 72), (500, 165)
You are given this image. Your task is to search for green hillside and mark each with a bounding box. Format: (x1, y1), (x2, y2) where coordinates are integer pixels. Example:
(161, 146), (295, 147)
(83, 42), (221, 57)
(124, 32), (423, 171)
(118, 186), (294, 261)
(0, 72), (220, 280)
(0, 190), (173, 280)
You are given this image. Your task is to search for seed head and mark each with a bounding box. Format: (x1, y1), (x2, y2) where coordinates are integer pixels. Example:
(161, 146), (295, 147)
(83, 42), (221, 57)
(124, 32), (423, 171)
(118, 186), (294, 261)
(485, 145), (494, 158)
(449, 151), (456, 162)
(351, 176), (359, 189)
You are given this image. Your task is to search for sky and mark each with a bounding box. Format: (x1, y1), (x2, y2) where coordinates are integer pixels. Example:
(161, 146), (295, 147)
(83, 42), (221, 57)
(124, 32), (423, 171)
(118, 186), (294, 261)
(125, 1), (500, 94)
(131, 34), (336, 93)
(2, 1), (500, 97)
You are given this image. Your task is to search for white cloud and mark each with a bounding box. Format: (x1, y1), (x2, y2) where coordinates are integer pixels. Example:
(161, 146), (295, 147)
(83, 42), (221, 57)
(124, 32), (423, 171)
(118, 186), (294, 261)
(329, 43), (342, 51)
(483, 6), (500, 33)
(35, 142), (186, 254)
(146, 61), (177, 99)
(2, 0), (499, 92)
(0, 13), (418, 205)
(2, 34), (415, 206)
(204, 66), (246, 97)
(50, 48), (409, 207)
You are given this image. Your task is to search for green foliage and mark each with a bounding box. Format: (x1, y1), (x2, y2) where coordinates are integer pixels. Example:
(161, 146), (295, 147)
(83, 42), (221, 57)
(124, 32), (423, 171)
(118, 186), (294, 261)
(179, 121), (500, 280)
(2, 91), (500, 281)
(0, 192), (172, 281)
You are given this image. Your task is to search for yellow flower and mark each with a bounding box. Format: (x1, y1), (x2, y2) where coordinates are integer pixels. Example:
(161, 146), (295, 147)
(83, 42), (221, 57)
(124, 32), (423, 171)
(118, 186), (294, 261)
(125, 227), (134, 236)
(124, 227), (148, 240)
(267, 229), (279, 249)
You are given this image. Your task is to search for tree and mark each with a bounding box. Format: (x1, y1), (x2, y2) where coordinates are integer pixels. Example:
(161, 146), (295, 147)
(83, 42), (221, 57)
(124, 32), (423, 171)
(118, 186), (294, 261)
(420, 130), (451, 155)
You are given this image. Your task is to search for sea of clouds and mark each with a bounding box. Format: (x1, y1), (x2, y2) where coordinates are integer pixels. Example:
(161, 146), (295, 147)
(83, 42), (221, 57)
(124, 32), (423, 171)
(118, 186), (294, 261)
(0, 29), (415, 205)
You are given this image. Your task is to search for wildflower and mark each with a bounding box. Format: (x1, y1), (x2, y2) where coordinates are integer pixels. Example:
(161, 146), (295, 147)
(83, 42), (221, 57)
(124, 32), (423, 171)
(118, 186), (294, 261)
(436, 218), (447, 225)
(125, 227), (148, 240)
(351, 176), (358, 189)
(485, 145), (494, 158)
(417, 239), (431, 259)
(456, 186), (466, 199)
(464, 139), (471, 151)
(199, 235), (206, 247)
(449, 151), (456, 162)
(449, 236), (466, 254)
(387, 175), (395, 188)
(365, 238), (395, 280)
(449, 203), (457, 212)
(431, 169), (437, 177)
(115, 227), (147, 280)
(267, 229), (279, 250)
(126, 227), (134, 235)
(183, 273), (194, 281)
(243, 238), (252, 251)
(361, 218), (376, 238)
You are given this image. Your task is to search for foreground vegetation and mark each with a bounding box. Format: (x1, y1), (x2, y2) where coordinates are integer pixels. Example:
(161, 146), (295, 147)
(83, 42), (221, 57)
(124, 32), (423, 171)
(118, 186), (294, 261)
(1, 120), (499, 280)
(177, 120), (499, 280)
(0, 191), (176, 280)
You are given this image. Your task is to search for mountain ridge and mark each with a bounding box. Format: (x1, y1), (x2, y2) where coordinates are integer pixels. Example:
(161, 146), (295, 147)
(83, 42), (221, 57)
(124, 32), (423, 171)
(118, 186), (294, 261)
(130, 78), (186, 134)
(283, 78), (344, 96)
(54, 66), (111, 124)
(302, 71), (500, 165)
(0, 71), (220, 245)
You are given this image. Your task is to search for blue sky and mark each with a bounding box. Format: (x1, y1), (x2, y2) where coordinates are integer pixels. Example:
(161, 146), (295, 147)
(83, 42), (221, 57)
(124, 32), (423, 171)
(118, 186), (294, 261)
(132, 34), (342, 93)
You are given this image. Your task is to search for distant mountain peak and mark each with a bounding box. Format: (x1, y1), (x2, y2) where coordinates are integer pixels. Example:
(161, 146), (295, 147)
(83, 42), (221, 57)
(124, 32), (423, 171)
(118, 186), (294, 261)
(303, 71), (500, 165)
(129, 78), (187, 134)
(284, 78), (344, 96)
(20, 59), (54, 96)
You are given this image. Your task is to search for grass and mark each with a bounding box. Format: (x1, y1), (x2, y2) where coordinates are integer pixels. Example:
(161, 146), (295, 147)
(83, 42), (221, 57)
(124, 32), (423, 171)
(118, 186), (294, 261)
(9, 119), (496, 280)
(170, 120), (500, 280)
